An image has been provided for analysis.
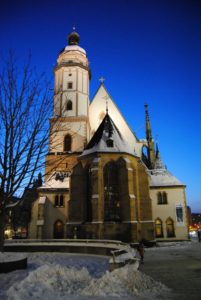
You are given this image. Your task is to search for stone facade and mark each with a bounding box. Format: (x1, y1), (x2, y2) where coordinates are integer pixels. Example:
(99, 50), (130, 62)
(28, 30), (189, 242)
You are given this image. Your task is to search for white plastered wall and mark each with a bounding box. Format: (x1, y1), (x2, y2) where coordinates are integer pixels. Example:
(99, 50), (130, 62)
(150, 187), (189, 240)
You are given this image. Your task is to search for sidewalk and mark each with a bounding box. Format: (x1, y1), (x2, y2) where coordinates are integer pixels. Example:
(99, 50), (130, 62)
(140, 241), (201, 300)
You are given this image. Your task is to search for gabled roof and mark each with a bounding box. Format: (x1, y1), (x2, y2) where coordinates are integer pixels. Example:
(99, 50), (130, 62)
(90, 83), (139, 141)
(81, 113), (136, 157)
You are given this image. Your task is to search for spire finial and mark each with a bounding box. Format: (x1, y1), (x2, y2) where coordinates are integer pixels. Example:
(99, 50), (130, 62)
(68, 28), (80, 45)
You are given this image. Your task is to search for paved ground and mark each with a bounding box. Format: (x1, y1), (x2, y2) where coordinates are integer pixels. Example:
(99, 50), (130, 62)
(140, 241), (201, 300)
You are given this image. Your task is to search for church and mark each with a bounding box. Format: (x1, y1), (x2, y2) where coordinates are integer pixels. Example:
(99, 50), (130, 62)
(29, 29), (189, 242)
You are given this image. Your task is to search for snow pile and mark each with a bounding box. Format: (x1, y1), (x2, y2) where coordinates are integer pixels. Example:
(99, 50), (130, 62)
(6, 263), (170, 300)
(6, 265), (91, 300)
(83, 264), (170, 299)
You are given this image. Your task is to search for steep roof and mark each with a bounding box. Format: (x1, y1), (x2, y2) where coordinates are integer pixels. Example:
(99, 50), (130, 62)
(81, 113), (136, 157)
(89, 84), (144, 156)
(148, 147), (185, 187)
(149, 168), (185, 187)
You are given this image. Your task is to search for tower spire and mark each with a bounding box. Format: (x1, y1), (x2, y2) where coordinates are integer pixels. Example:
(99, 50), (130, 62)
(144, 103), (152, 142)
(144, 103), (155, 169)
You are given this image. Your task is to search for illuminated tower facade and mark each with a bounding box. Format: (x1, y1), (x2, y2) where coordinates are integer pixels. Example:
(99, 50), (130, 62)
(46, 29), (91, 176)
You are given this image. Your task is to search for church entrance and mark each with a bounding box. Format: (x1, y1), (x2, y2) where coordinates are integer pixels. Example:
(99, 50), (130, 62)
(54, 220), (64, 239)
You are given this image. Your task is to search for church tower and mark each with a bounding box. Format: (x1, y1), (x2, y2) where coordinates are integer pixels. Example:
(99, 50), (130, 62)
(46, 29), (91, 176)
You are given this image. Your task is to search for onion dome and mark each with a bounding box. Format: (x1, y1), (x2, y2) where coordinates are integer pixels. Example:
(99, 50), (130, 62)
(67, 29), (80, 45)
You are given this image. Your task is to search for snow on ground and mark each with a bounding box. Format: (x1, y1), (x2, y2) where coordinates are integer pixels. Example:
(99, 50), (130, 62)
(0, 252), (26, 263)
(0, 252), (171, 300)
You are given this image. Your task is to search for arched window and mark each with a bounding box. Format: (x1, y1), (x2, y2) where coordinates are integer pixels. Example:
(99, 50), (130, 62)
(54, 220), (64, 239)
(155, 218), (163, 237)
(103, 161), (120, 222)
(55, 195), (59, 207)
(157, 192), (162, 204)
(64, 135), (71, 152)
(66, 100), (72, 111)
(166, 217), (175, 237)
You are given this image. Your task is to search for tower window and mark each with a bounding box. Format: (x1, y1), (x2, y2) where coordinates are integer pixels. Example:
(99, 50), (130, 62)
(64, 134), (72, 152)
(67, 82), (73, 89)
(66, 100), (72, 111)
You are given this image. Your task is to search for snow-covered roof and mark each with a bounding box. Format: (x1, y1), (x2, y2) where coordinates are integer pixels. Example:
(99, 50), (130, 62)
(64, 45), (86, 55)
(39, 172), (70, 190)
(149, 168), (185, 187)
(149, 145), (185, 187)
(81, 113), (137, 157)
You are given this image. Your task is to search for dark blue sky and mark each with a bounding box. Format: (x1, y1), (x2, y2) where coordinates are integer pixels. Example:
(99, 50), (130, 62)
(1, 0), (201, 212)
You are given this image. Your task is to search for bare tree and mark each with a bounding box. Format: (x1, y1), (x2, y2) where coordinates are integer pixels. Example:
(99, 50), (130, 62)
(0, 52), (52, 251)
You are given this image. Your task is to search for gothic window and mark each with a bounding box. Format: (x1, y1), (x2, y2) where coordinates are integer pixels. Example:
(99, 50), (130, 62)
(103, 161), (120, 222)
(66, 100), (72, 111)
(64, 134), (71, 152)
(166, 217), (175, 237)
(67, 82), (73, 89)
(176, 205), (183, 223)
(155, 218), (163, 237)
(157, 192), (168, 205)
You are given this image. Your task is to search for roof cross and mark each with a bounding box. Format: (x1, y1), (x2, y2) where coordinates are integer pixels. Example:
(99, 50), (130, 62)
(99, 76), (105, 84)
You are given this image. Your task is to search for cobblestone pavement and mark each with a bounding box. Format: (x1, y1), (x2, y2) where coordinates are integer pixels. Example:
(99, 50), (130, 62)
(140, 241), (201, 300)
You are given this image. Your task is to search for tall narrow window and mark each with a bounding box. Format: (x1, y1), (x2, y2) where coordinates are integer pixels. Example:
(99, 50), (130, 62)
(176, 205), (183, 223)
(64, 135), (71, 152)
(157, 192), (162, 204)
(104, 161), (120, 222)
(163, 192), (168, 204)
(60, 195), (64, 206)
(155, 218), (163, 237)
(66, 100), (72, 111)
(55, 195), (59, 207)
(166, 218), (175, 237)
